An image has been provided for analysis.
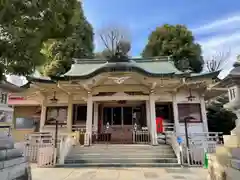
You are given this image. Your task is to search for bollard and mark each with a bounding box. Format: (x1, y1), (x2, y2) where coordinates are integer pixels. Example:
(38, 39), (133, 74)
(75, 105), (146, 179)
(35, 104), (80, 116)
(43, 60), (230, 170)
(204, 151), (208, 169)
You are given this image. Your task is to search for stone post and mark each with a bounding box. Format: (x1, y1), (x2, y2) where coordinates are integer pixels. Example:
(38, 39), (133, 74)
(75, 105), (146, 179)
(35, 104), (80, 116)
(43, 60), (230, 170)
(172, 93), (180, 134)
(40, 95), (47, 132)
(86, 93), (93, 145)
(149, 94), (157, 145)
(93, 102), (99, 133)
(67, 94), (73, 133)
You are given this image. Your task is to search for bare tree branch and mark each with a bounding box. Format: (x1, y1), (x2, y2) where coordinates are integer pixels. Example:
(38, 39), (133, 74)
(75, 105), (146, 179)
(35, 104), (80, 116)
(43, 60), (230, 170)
(97, 25), (131, 57)
(206, 49), (231, 72)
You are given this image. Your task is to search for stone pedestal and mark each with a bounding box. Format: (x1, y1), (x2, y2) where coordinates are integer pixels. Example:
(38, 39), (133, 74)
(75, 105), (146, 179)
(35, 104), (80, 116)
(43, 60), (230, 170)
(208, 126), (240, 180)
(231, 123), (240, 136)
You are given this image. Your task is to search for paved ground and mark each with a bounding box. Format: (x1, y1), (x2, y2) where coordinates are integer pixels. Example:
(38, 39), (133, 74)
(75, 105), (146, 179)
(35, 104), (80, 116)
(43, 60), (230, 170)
(31, 165), (208, 180)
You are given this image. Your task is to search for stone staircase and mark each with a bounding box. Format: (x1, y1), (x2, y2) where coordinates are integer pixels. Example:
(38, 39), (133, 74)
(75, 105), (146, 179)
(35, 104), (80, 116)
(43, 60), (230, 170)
(62, 144), (180, 167)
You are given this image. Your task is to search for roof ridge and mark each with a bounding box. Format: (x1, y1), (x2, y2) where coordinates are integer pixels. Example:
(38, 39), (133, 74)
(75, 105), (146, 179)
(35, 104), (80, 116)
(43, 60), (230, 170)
(73, 58), (107, 64)
(73, 56), (171, 64)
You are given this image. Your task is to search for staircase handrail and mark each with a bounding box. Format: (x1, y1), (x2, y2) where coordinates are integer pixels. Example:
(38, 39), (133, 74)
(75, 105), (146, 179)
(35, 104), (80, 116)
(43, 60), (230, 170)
(168, 132), (181, 164)
(163, 123), (175, 133)
(58, 135), (75, 164)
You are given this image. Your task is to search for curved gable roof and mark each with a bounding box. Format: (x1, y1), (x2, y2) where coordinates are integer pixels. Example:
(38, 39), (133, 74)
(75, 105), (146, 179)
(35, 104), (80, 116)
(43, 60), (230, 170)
(62, 58), (184, 80)
(26, 57), (220, 82)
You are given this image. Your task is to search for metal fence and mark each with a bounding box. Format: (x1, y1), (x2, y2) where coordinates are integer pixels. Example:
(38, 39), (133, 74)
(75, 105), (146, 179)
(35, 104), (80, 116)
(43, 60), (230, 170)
(179, 132), (223, 167)
(24, 133), (55, 167)
(73, 130), (152, 145)
(133, 130), (151, 144)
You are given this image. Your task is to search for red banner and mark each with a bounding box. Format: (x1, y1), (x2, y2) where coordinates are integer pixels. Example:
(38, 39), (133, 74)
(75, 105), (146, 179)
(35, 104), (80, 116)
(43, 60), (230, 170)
(156, 117), (163, 133)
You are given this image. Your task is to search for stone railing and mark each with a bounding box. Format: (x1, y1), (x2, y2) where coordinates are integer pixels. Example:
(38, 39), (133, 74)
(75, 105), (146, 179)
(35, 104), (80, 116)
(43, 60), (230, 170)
(58, 135), (76, 164)
(168, 133), (181, 164)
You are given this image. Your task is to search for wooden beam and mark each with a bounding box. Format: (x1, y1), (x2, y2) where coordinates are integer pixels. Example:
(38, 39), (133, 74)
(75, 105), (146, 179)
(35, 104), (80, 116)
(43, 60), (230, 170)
(57, 82), (70, 95)
(92, 95), (149, 101)
(92, 85), (150, 94)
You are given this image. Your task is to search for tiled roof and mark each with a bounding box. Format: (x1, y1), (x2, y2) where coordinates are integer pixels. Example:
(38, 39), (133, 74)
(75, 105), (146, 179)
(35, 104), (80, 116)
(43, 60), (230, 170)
(26, 57), (220, 82)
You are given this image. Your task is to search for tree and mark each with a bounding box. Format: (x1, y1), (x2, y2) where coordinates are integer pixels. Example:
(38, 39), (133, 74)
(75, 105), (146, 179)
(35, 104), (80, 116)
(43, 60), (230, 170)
(97, 26), (131, 60)
(0, 0), (92, 78)
(95, 49), (112, 59)
(207, 95), (236, 134)
(142, 24), (204, 73)
(42, 2), (94, 76)
(206, 50), (230, 72)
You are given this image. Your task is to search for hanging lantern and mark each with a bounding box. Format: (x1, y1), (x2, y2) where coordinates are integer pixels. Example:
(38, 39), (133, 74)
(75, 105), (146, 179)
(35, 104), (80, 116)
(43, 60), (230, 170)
(186, 88), (196, 101)
(50, 91), (58, 103)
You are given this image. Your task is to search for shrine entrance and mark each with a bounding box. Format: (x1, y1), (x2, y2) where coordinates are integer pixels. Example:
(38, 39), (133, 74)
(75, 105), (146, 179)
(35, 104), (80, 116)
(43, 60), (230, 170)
(99, 102), (146, 144)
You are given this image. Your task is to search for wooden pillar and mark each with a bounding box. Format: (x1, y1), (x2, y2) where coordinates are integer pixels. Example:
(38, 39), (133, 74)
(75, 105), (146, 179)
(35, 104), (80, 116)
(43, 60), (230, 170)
(149, 94), (157, 145)
(12, 105), (16, 129)
(93, 102), (99, 133)
(172, 93), (180, 134)
(146, 101), (151, 131)
(40, 95), (47, 132)
(67, 94), (73, 133)
(86, 93), (93, 145)
(200, 95), (208, 132)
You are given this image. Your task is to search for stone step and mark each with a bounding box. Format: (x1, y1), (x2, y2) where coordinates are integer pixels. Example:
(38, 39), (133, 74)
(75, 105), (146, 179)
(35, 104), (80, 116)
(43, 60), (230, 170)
(64, 144), (178, 167)
(57, 162), (180, 168)
(73, 144), (172, 148)
(71, 146), (173, 150)
(65, 157), (178, 164)
(0, 161), (28, 180)
(66, 153), (176, 159)
(230, 159), (240, 170)
(70, 149), (174, 153)
(67, 152), (176, 156)
(0, 157), (26, 169)
(0, 148), (23, 161)
(70, 146), (173, 152)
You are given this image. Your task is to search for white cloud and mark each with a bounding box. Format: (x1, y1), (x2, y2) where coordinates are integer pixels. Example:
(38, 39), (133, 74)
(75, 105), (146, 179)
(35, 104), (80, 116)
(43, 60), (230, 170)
(193, 14), (240, 78)
(192, 14), (240, 35)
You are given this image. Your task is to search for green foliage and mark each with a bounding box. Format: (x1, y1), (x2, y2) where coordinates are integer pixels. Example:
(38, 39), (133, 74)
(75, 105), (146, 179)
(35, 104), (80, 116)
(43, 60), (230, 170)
(95, 50), (111, 59)
(0, 0), (91, 78)
(142, 24), (204, 73)
(41, 2), (94, 76)
(207, 95), (236, 134)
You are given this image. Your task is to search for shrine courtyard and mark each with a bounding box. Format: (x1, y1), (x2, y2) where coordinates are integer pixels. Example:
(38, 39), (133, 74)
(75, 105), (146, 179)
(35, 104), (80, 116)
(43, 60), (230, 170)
(31, 165), (208, 180)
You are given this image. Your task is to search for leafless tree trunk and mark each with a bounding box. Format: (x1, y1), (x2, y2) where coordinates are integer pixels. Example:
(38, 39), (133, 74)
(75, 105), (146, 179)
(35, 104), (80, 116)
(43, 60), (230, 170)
(97, 25), (131, 57)
(206, 50), (231, 72)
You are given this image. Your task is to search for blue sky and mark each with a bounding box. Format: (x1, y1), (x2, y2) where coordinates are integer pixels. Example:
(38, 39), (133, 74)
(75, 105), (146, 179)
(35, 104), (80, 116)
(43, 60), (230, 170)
(7, 0), (240, 84)
(82, 0), (240, 75)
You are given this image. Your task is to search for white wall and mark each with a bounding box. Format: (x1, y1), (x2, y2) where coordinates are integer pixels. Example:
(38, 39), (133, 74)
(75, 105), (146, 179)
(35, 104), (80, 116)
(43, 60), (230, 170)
(176, 89), (201, 103)
(179, 123), (204, 134)
(175, 90), (205, 134)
